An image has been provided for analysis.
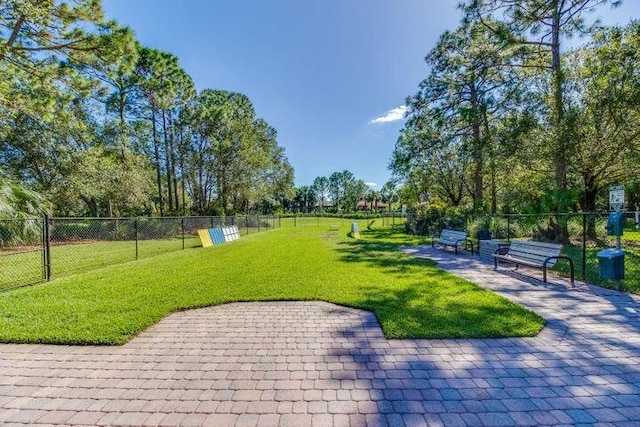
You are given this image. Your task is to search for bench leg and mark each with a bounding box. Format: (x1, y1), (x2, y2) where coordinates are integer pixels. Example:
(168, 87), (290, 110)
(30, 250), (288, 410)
(543, 267), (547, 283)
(454, 245), (458, 255)
(494, 258), (498, 270)
(571, 270), (574, 285)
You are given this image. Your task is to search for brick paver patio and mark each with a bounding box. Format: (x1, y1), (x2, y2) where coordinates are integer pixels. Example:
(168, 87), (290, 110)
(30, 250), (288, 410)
(1, 246), (639, 426)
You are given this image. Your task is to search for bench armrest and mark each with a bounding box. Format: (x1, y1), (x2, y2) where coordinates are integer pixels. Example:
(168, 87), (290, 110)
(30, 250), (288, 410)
(461, 238), (476, 255)
(543, 255), (575, 285)
(494, 247), (509, 256)
(452, 238), (472, 255)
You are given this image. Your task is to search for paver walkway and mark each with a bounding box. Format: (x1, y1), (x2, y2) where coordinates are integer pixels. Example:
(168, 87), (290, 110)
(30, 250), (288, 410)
(1, 246), (639, 426)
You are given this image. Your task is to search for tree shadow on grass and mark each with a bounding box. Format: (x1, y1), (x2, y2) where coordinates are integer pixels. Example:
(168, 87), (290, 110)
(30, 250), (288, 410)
(351, 285), (543, 340)
(332, 229), (544, 340)
(335, 228), (437, 275)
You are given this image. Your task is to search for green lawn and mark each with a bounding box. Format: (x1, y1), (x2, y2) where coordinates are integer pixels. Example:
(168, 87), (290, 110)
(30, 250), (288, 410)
(0, 237), (200, 290)
(623, 223), (640, 241)
(0, 223), (277, 290)
(0, 223), (543, 345)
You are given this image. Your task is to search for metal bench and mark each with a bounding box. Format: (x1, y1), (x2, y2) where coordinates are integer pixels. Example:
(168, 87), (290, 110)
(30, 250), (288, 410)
(431, 229), (474, 255)
(493, 240), (574, 284)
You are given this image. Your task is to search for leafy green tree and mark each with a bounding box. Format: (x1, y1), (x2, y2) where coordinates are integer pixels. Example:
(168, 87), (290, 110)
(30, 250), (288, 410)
(391, 111), (469, 208)
(0, 174), (49, 218)
(61, 147), (154, 217)
(380, 181), (398, 212)
(0, 0), (134, 119)
(182, 89), (292, 215)
(462, 0), (621, 210)
(365, 189), (382, 211)
(292, 186), (316, 213)
(412, 20), (513, 209)
(0, 1), (294, 218)
(311, 176), (329, 211)
(566, 21), (640, 216)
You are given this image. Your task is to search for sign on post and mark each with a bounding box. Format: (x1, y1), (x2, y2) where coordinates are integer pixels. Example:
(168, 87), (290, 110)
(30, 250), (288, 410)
(609, 186), (625, 212)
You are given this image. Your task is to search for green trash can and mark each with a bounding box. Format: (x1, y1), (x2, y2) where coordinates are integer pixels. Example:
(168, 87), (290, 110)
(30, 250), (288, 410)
(597, 248), (625, 280)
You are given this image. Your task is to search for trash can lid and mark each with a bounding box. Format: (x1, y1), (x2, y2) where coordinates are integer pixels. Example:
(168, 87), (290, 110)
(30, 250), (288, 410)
(597, 248), (625, 257)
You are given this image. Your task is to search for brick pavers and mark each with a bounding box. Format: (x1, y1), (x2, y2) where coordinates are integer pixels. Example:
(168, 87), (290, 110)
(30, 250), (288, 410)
(1, 246), (640, 426)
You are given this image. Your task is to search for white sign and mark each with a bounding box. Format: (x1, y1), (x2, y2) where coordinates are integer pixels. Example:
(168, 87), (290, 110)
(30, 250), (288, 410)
(609, 185), (625, 212)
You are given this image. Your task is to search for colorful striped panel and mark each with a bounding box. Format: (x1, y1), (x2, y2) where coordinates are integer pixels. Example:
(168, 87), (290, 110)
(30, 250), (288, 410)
(198, 229), (213, 248)
(214, 228), (225, 244)
(200, 226), (241, 248)
(209, 228), (217, 244)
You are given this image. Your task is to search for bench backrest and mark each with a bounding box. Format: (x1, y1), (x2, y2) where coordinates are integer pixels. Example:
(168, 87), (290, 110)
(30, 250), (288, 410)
(439, 229), (467, 242)
(507, 240), (563, 267)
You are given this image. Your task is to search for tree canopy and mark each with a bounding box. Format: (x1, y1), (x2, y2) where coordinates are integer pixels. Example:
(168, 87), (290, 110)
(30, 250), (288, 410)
(391, 1), (639, 221)
(0, 0), (294, 217)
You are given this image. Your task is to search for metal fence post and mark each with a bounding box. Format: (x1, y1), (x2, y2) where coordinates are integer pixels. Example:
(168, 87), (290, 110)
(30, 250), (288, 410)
(44, 215), (51, 281)
(181, 217), (185, 250)
(210, 216), (214, 228)
(507, 216), (511, 242)
(258, 216), (261, 232)
(135, 219), (139, 260)
(246, 216), (249, 235)
(582, 213), (587, 280)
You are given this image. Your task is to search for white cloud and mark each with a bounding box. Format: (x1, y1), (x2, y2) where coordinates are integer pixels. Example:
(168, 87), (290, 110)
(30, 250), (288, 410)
(365, 182), (377, 187)
(369, 105), (408, 124)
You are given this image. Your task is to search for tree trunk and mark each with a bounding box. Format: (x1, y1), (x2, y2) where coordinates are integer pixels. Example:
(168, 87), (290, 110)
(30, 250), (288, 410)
(551, 0), (567, 200)
(151, 109), (164, 216)
(550, 0), (569, 241)
(80, 195), (98, 217)
(490, 161), (497, 214)
(583, 172), (599, 239)
(118, 83), (127, 158)
(161, 110), (173, 213)
(168, 112), (179, 212)
(470, 85), (483, 209)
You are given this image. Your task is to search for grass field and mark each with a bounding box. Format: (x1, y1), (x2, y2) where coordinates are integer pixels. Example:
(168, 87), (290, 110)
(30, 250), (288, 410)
(0, 223), (543, 345)
(0, 222), (279, 290)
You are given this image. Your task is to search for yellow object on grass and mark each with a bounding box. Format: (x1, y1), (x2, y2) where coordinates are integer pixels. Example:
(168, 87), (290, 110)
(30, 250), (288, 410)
(197, 229), (213, 248)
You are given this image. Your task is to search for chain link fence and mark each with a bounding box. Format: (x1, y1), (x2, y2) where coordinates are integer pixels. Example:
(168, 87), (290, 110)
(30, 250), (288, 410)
(9, 211), (630, 293)
(1, 215), (280, 291)
(407, 211), (640, 292)
(0, 218), (46, 290)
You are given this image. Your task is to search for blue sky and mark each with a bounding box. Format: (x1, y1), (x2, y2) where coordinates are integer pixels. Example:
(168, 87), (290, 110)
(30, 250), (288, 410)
(103, 0), (639, 188)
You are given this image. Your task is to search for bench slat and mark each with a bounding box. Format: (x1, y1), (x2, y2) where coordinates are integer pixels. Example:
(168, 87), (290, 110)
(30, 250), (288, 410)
(493, 239), (573, 284)
(497, 253), (557, 268)
(494, 254), (548, 268)
(506, 250), (558, 265)
(510, 240), (562, 252)
(433, 229), (470, 255)
(440, 231), (466, 239)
